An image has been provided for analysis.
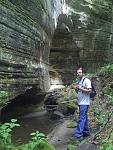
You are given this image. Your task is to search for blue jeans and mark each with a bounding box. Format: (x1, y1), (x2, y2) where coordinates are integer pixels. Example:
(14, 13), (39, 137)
(74, 105), (90, 138)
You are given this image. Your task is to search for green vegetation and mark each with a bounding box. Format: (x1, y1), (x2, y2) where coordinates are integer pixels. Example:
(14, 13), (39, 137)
(0, 91), (10, 109)
(0, 119), (55, 150)
(97, 64), (113, 149)
(98, 64), (113, 76)
(0, 119), (20, 150)
(58, 87), (78, 115)
(67, 144), (76, 150)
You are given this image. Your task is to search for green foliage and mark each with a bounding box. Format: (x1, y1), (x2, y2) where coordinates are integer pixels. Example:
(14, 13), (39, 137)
(30, 131), (45, 141)
(67, 144), (76, 150)
(105, 93), (113, 105)
(58, 88), (77, 113)
(63, 88), (77, 102)
(0, 119), (20, 149)
(27, 131), (45, 149)
(0, 91), (10, 109)
(18, 131), (55, 150)
(0, 119), (55, 150)
(97, 64), (113, 149)
(103, 84), (113, 105)
(93, 108), (106, 126)
(98, 64), (113, 76)
(99, 134), (113, 150)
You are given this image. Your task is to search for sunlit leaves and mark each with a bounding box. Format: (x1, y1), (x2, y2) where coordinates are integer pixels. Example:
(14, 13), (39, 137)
(98, 64), (113, 76)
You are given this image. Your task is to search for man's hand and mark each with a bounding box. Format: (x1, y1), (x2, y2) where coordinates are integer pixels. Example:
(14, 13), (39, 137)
(75, 84), (80, 89)
(71, 84), (79, 89)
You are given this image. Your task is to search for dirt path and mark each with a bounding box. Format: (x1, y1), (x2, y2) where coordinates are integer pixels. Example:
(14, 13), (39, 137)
(47, 117), (73, 150)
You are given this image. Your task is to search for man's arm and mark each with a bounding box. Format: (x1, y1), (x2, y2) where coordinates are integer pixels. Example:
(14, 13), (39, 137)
(76, 78), (92, 93)
(77, 87), (92, 93)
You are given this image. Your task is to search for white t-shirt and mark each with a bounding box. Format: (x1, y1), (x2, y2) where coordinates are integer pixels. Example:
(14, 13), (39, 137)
(77, 77), (92, 105)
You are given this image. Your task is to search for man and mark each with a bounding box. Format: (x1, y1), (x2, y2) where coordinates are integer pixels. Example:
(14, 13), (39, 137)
(73, 67), (92, 139)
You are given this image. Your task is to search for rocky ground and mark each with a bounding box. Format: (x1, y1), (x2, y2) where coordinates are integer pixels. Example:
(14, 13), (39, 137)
(48, 117), (73, 150)
(47, 116), (98, 150)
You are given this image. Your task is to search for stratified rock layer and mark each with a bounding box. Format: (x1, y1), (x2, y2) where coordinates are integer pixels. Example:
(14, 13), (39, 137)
(0, 0), (62, 104)
(0, 0), (113, 105)
(50, 0), (113, 83)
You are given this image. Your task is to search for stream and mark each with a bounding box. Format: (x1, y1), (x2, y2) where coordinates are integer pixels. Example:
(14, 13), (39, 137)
(11, 110), (59, 144)
(1, 100), (59, 145)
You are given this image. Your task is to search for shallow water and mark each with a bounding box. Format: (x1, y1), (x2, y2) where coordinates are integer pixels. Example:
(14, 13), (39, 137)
(11, 111), (59, 144)
(0, 93), (60, 145)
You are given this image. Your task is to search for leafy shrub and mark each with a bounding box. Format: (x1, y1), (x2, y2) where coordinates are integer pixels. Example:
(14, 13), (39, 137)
(0, 91), (9, 109)
(0, 119), (20, 149)
(0, 119), (55, 150)
(98, 64), (113, 76)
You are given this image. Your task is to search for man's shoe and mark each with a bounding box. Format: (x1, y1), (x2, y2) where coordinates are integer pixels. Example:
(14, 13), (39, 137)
(83, 133), (90, 138)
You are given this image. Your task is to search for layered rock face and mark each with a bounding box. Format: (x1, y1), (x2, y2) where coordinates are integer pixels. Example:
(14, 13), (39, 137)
(0, 0), (113, 105)
(50, 0), (113, 83)
(0, 0), (62, 103)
